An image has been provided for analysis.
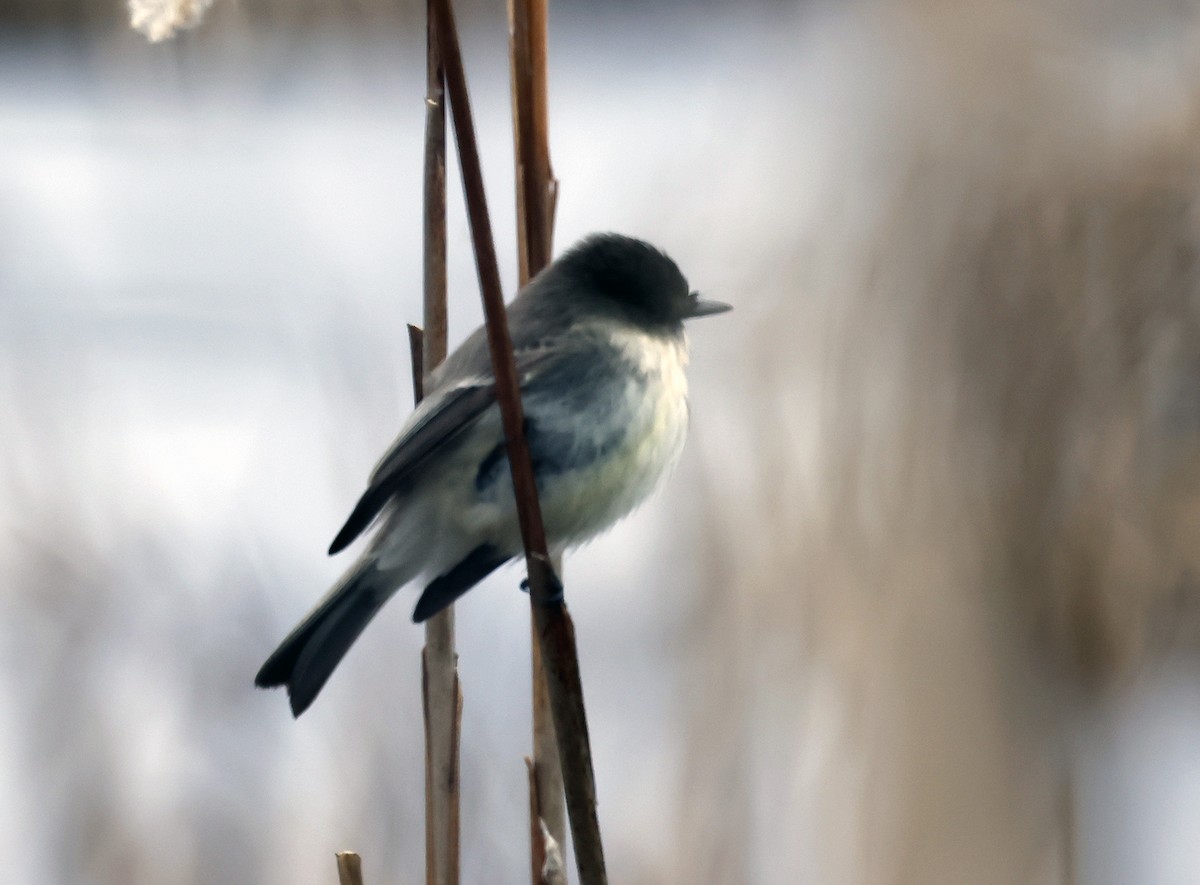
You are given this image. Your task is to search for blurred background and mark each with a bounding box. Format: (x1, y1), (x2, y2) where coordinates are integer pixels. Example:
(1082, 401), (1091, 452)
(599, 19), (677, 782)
(4, 0), (1200, 882)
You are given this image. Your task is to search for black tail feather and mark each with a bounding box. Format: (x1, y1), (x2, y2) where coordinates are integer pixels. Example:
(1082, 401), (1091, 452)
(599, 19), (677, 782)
(255, 562), (389, 716)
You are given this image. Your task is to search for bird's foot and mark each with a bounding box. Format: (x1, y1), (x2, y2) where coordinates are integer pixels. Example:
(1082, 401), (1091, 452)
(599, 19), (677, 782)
(519, 557), (564, 606)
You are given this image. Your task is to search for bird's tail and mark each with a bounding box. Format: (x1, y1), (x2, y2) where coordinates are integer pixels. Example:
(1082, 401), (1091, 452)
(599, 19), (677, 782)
(255, 559), (398, 717)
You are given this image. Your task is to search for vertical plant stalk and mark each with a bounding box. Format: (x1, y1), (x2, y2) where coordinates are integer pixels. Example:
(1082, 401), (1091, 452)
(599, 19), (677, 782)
(336, 851), (365, 885)
(507, 0), (565, 880)
(428, 0), (607, 882)
(420, 5), (460, 884)
(508, 0), (557, 277)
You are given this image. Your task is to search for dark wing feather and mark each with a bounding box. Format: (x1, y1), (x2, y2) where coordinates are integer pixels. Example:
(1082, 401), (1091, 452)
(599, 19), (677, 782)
(327, 382), (496, 554)
(327, 343), (561, 556)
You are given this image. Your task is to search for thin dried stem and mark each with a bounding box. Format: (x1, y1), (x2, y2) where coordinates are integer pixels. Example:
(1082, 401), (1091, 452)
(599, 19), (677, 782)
(508, 1), (531, 288)
(527, 634), (563, 883)
(423, 1), (450, 371)
(420, 5), (460, 883)
(514, 0), (556, 275)
(408, 325), (426, 405)
(531, 604), (604, 881)
(524, 756), (545, 883)
(336, 851), (365, 885)
(508, 0), (565, 879)
(539, 818), (567, 885)
(428, 0), (606, 881)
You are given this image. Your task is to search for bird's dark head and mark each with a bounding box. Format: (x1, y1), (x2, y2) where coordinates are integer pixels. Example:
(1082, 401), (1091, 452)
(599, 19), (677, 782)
(552, 233), (731, 333)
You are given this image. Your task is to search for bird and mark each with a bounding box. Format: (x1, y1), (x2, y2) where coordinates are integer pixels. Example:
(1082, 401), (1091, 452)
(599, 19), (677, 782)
(255, 233), (731, 716)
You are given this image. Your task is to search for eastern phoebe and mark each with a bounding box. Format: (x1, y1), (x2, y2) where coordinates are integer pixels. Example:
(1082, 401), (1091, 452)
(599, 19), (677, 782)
(256, 233), (730, 715)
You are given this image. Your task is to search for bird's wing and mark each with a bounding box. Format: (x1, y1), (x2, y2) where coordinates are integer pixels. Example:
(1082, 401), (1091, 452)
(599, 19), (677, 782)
(327, 343), (559, 555)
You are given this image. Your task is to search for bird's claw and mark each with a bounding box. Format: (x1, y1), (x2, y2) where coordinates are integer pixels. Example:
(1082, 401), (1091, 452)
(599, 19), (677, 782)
(519, 568), (564, 606)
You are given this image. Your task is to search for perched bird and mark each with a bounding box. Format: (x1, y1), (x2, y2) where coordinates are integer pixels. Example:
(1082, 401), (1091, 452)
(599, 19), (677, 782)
(255, 233), (730, 715)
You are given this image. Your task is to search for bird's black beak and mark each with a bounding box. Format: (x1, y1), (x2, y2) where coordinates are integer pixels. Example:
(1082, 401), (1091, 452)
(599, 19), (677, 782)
(685, 292), (732, 319)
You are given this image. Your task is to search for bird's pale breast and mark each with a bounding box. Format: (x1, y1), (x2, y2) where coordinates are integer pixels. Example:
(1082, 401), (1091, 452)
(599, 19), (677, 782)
(535, 326), (690, 545)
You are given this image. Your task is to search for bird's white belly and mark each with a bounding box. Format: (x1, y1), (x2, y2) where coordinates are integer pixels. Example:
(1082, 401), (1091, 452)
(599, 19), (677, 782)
(444, 328), (690, 555)
(539, 330), (690, 545)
